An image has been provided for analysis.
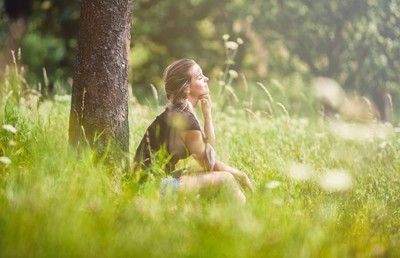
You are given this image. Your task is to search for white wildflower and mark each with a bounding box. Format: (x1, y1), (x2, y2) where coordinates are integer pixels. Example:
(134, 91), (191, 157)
(228, 69), (238, 79)
(294, 210), (304, 216)
(329, 120), (394, 141)
(319, 169), (353, 192)
(2, 124), (17, 134)
(225, 41), (239, 50)
(265, 180), (282, 189)
(313, 77), (345, 109)
(376, 123), (394, 139)
(272, 198), (283, 206)
(379, 141), (387, 149)
(222, 34), (230, 41)
(236, 37), (244, 44)
(288, 163), (314, 181)
(0, 156), (12, 165)
(54, 95), (71, 102)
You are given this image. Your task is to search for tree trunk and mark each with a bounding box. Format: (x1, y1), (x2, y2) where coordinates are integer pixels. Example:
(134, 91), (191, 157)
(0, 0), (32, 72)
(69, 0), (133, 161)
(0, 19), (27, 73)
(372, 88), (391, 122)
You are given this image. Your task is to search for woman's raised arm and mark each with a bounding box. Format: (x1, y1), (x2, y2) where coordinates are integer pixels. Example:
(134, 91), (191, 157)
(183, 130), (213, 171)
(199, 93), (216, 149)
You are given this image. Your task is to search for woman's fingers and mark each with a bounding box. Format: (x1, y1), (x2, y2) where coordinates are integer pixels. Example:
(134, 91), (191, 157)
(242, 176), (254, 192)
(246, 178), (254, 192)
(200, 93), (212, 103)
(200, 96), (212, 115)
(236, 172), (254, 192)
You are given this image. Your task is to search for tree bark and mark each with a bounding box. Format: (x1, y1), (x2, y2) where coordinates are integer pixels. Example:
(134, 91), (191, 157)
(372, 88), (391, 122)
(0, 18), (27, 73)
(69, 0), (133, 161)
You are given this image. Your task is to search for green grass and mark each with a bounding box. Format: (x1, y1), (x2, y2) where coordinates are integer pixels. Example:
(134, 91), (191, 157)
(1, 75), (400, 258)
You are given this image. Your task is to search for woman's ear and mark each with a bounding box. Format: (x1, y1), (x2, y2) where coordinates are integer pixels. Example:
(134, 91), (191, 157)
(184, 84), (191, 95)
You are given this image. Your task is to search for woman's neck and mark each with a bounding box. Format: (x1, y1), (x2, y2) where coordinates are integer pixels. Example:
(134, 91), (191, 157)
(177, 99), (196, 115)
(187, 96), (199, 108)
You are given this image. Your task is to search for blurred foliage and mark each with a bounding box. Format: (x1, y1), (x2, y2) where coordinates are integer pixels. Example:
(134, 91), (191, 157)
(130, 0), (231, 96)
(0, 0), (80, 84)
(1, 0), (400, 118)
(257, 0), (400, 113)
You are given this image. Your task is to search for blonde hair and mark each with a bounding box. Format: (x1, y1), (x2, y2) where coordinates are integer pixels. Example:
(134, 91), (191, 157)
(164, 59), (196, 104)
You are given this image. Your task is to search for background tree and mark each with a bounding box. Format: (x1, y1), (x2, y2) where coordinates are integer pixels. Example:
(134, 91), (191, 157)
(252, 0), (400, 120)
(69, 0), (133, 162)
(0, 0), (32, 72)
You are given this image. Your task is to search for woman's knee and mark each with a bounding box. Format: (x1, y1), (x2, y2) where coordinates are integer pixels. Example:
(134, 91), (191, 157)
(214, 171), (237, 186)
(214, 172), (246, 203)
(180, 172), (236, 193)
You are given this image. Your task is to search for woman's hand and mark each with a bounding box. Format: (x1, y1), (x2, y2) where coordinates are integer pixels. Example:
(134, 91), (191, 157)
(237, 171), (254, 192)
(214, 161), (254, 192)
(199, 93), (212, 119)
(199, 93), (216, 148)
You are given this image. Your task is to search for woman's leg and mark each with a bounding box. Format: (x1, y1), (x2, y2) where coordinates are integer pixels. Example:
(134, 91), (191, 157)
(213, 161), (254, 192)
(179, 171), (246, 203)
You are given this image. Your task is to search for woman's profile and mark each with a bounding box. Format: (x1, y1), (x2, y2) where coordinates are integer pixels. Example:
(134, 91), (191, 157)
(134, 59), (253, 203)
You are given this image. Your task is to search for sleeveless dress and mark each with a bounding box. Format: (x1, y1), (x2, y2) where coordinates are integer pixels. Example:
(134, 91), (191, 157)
(134, 103), (215, 177)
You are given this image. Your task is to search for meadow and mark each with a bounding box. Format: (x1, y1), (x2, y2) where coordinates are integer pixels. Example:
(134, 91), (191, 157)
(1, 64), (400, 258)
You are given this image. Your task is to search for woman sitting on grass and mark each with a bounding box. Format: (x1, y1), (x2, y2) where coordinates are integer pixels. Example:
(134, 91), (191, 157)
(134, 59), (253, 203)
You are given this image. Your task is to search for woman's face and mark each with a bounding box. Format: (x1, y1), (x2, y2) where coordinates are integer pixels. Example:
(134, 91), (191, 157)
(188, 63), (209, 99)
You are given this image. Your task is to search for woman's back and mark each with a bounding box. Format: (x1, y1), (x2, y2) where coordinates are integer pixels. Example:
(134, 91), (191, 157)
(134, 103), (201, 173)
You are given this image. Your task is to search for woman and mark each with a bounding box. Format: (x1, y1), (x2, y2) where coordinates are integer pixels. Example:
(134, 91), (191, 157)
(134, 59), (253, 203)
